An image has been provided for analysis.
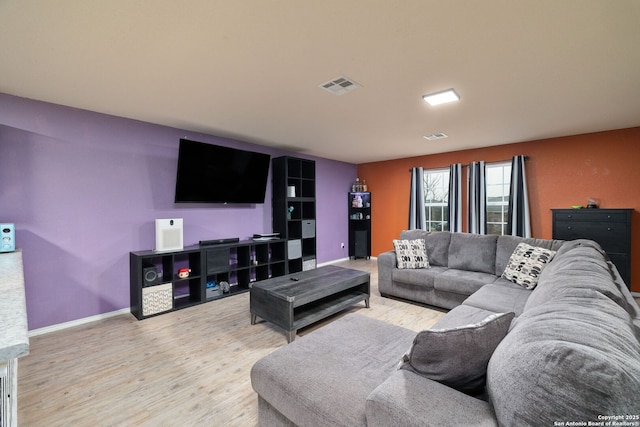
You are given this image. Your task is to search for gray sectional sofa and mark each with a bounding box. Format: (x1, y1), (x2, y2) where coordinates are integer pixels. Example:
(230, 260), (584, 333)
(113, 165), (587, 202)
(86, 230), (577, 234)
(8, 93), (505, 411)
(377, 230), (565, 311)
(251, 231), (640, 426)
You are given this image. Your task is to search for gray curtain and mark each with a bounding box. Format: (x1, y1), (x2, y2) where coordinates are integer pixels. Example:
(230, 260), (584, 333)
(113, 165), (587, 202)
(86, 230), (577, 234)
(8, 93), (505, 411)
(448, 163), (462, 232)
(408, 167), (426, 230)
(468, 161), (486, 234)
(507, 155), (531, 237)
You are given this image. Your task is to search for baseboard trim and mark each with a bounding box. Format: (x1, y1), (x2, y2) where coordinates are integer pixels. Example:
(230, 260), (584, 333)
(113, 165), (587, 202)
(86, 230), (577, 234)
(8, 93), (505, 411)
(632, 291), (640, 298)
(319, 256), (377, 267)
(29, 308), (131, 337)
(318, 257), (349, 266)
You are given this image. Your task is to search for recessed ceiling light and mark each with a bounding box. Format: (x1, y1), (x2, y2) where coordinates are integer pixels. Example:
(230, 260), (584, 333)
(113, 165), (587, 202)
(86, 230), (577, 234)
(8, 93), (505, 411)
(424, 133), (448, 141)
(422, 88), (460, 106)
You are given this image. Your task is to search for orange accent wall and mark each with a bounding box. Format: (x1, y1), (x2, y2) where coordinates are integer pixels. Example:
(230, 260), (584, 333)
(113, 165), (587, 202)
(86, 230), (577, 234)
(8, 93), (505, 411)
(357, 127), (640, 292)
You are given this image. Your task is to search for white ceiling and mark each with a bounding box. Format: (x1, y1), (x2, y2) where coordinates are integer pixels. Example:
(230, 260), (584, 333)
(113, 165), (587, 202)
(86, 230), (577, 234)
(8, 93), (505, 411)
(2, 1), (639, 164)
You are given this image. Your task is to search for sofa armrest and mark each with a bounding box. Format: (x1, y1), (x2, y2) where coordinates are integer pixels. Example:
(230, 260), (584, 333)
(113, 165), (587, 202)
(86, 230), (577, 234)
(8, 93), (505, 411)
(366, 370), (498, 427)
(377, 250), (396, 296)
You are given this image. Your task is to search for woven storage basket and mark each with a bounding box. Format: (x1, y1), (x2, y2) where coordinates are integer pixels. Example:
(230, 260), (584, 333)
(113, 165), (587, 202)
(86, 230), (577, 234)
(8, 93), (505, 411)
(142, 282), (173, 316)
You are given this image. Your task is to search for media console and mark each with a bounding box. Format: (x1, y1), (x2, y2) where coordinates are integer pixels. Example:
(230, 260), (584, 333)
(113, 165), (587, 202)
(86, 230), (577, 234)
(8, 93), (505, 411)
(130, 238), (287, 319)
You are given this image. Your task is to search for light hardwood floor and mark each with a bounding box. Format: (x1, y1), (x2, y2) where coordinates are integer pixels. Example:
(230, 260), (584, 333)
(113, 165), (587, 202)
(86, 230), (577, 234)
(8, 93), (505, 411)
(18, 259), (446, 427)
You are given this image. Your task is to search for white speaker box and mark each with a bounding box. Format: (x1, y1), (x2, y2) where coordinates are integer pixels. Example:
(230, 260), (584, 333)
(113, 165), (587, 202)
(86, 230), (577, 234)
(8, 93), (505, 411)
(1, 223), (15, 253)
(155, 218), (183, 252)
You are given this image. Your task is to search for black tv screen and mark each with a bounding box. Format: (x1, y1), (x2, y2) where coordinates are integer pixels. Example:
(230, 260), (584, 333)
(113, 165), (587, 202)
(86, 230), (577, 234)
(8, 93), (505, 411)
(174, 139), (271, 204)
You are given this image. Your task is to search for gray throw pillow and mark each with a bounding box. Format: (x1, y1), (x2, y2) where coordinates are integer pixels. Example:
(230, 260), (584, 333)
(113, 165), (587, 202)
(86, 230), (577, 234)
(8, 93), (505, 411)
(393, 239), (429, 269)
(399, 312), (515, 394)
(502, 242), (556, 289)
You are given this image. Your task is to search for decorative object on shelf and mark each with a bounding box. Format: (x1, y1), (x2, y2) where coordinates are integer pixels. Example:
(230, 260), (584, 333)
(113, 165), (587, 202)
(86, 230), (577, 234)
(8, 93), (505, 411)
(587, 197), (599, 209)
(287, 186), (296, 197)
(178, 268), (191, 279)
(351, 178), (368, 192)
(220, 281), (230, 293)
(206, 281), (222, 299)
(352, 194), (363, 207)
(287, 206), (294, 220)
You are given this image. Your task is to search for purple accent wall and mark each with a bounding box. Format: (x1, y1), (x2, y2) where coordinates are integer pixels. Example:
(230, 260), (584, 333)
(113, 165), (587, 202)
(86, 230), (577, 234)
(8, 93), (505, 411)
(0, 93), (356, 330)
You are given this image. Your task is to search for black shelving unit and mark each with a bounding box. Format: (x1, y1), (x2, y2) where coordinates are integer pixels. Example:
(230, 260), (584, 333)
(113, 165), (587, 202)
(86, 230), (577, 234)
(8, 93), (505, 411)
(130, 239), (287, 320)
(348, 191), (371, 259)
(272, 156), (316, 273)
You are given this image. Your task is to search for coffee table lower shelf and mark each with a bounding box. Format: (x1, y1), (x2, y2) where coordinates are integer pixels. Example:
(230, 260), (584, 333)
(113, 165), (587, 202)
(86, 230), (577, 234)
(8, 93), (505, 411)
(249, 265), (371, 342)
(292, 290), (369, 331)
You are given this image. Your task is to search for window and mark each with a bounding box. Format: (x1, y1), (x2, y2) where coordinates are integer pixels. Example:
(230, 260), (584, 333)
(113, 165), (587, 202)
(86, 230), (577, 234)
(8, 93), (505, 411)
(424, 169), (449, 232)
(486, 162), (511, 235)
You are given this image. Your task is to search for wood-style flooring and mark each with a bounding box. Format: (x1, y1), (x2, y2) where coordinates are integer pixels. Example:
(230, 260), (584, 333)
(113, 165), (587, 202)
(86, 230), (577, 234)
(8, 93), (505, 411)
(17, 259), (446, 427)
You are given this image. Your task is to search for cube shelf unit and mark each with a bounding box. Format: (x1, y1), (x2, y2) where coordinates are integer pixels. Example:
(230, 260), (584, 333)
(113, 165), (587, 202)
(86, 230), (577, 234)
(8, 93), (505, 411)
(130, 239), (287, 320)
(202, 239), (286, 299)
(272, 156), (316, 274)
(348, 191), (371, 259)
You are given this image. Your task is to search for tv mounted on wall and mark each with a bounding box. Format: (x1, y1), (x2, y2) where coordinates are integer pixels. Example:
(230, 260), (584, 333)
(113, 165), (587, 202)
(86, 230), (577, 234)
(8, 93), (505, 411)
(174, 138), (271, 204)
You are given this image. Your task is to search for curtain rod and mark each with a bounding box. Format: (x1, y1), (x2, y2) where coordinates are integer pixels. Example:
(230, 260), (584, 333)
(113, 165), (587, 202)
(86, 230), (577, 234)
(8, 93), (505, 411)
(409, 156), (528, 172)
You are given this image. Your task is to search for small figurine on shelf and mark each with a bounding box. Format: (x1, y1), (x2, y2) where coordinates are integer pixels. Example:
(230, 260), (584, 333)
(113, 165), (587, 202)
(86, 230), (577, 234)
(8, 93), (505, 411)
(178, 268), (191, 279)
(352, 194), (363, 208)
(220, 281), (230, 293)
(287, 206), (294, 220)
(351, 178), (369, 192)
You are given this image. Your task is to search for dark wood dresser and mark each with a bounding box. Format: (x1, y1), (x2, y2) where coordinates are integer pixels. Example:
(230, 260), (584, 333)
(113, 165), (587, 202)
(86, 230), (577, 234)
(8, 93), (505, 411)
(552, 208), (632, 289)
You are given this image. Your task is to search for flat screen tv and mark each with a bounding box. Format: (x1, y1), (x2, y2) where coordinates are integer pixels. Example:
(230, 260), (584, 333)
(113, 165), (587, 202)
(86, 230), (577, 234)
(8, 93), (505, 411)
(174, 138), (271, 204)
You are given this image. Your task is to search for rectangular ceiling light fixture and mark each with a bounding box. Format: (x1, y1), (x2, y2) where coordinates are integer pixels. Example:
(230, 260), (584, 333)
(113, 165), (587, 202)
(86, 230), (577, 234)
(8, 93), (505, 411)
(424, 133), (448, 141)
(422, 88), (460, 106)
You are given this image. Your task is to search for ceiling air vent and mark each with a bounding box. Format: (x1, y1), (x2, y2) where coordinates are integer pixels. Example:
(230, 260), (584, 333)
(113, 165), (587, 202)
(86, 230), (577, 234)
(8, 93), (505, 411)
(319, 76), (361, 95)
(423, 133), (448, 141)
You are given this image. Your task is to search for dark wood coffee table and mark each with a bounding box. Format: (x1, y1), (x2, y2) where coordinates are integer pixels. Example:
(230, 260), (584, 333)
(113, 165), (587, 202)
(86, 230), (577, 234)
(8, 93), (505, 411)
(250, 265), (370, 342)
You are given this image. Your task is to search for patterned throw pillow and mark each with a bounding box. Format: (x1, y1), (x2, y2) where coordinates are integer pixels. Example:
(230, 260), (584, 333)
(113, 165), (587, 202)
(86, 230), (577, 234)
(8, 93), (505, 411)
(393, 239), (429, 269)
(502, 242), (557, 289)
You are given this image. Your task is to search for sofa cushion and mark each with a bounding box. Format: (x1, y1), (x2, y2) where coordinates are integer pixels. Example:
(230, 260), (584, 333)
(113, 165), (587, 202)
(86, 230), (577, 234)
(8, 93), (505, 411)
(448, 233), (498, 274)
(432, 304), (500, 330)
(399, 312), (515, 395)
(501, 242), (556, 289)
(251, 313), (416, 427)
(399, 229), (430, 241)
(393, 239), (429, 269)
(433, 269), (498, 295)
(495, 235), (564, 276)
(462, 283), (532, 317)
(487, 288), (640, 426)
(392, 266), (447, 289)
(366, 370), (499, 427)
(424, 231), (452, 267)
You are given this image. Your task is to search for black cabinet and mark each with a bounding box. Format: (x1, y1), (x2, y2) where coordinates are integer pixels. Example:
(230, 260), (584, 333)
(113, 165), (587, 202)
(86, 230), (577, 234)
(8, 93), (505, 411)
(349, 192), (371, 259)
(130, 239), (286, 320)
(552, 208), (632, 288)
(272, 157), (316, 273)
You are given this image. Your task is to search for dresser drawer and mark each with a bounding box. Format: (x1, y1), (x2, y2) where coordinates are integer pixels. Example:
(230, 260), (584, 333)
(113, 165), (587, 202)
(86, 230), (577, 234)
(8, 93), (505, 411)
(554, 221), (628, 253)
(554, 211), (628, 223)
